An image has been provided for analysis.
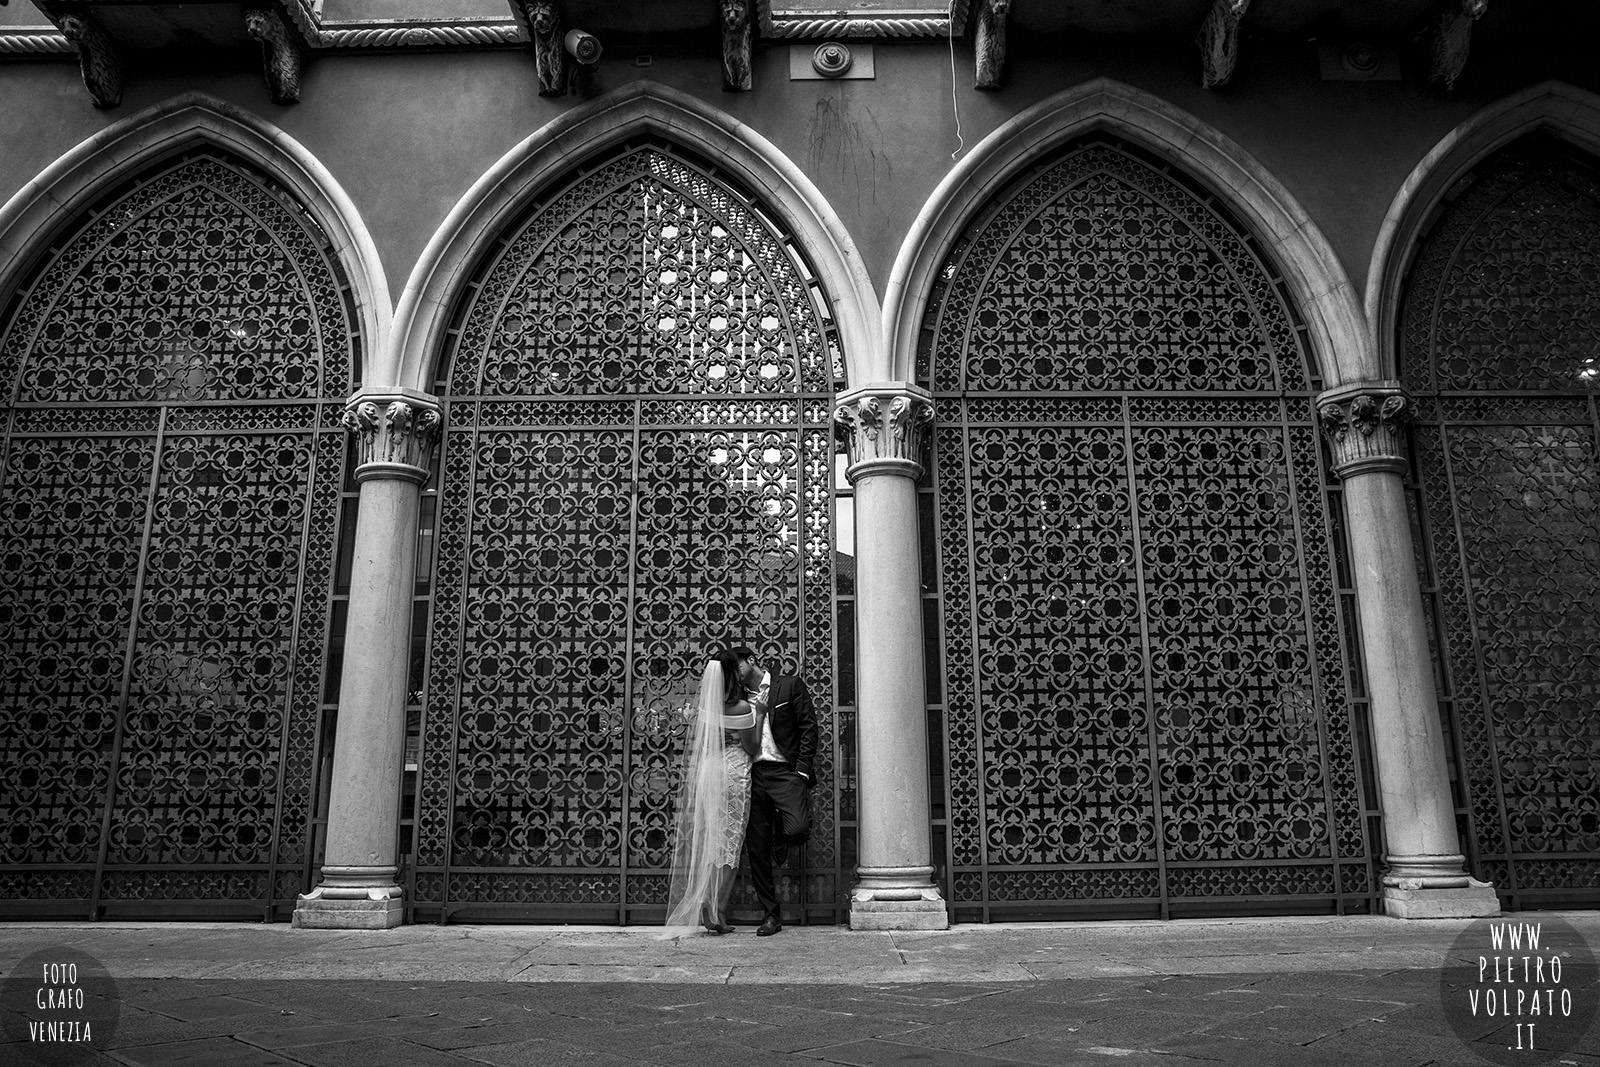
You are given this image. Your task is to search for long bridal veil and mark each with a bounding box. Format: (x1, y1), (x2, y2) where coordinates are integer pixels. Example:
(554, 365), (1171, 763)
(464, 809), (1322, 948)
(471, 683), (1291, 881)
(661, 659), (747, 937)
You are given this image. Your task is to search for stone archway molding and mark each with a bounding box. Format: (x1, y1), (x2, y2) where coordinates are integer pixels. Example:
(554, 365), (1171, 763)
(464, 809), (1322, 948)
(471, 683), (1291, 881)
(389, 79), (880, 394)
(1366, 80), (1600, 377)
(883, 76), (1370, 387)
(0, 90), (391, 382)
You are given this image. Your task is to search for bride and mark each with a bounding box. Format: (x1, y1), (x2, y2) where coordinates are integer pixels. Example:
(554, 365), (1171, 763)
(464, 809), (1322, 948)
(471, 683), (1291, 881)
(663, 647), (765, 936)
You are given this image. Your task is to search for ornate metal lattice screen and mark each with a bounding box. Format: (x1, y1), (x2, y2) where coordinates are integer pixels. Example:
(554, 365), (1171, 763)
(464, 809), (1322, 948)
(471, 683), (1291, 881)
(415, 141), (842, 923)
(0, 152), (352, 918)
(1400, 137), (1600, 906)
(922, 137), (1373, 920)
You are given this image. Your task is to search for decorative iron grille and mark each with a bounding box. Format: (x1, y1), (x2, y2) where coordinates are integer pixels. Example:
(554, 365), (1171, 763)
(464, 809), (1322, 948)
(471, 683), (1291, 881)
(922, 137), (1373, 919)
(413, 140), (843, 923)
(0, 152), (352, 918)
(1400, 135), (1600, 906)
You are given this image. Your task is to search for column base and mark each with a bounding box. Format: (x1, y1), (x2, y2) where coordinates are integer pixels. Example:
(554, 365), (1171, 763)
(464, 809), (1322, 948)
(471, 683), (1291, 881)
(850, 866), (948, 930)
(292, 892), (405, 929)
(293, 866), (404, 929)
(850, 898), (949, 931)
(1382, 882), (1501, 920)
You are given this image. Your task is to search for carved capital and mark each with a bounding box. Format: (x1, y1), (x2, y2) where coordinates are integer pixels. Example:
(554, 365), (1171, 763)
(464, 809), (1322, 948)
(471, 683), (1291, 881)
(1317, 383), (1411, 479)
(56, 13), (122, 109)
(1197, 0), (1250, 89)
(835, 384), (934, 482)
(343, 396), (443, 483)
(245, 7), (304, 104)
(973, 0), (1009, 90)
(1427, 0), (1486, 91)
(721, 0), (753, 92)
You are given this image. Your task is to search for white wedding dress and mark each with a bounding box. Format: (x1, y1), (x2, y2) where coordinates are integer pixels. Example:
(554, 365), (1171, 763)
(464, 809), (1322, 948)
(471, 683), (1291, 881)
(661, 661), (754, 936)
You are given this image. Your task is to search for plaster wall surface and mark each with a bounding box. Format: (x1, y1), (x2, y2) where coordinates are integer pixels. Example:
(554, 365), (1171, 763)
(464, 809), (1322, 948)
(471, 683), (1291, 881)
(2, 28), (1597, 313)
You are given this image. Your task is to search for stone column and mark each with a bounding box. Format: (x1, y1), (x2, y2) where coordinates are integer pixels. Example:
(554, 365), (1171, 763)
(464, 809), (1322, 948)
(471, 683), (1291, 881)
(835, 383), (948, 931)
(1317, 381), (1498, 919)
(293, 394), (442, 930)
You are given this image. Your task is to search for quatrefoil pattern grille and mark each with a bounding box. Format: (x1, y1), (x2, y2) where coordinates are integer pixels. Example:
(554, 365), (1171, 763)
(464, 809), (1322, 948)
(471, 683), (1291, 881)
(0, 153), (350, 916)
(1401, 137), (1600, 902)
(413, 143), (842, 920)
(923, 138), (1371, 917)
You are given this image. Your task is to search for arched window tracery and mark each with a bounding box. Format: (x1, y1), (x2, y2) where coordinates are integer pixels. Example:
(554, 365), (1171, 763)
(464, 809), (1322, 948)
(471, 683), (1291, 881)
(922, 135), (1372, 919)
(410, 139), (846, 923)
(0, 150), (354, 918)
(1400, 134), (1600, 906)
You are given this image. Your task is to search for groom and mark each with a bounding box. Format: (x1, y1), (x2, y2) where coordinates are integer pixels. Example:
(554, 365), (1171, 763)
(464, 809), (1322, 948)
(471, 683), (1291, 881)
(733, 645), (818, 937)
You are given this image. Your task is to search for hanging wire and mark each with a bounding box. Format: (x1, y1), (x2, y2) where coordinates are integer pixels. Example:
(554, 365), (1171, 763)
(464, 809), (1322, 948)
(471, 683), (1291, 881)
(948, 0), (965, 158)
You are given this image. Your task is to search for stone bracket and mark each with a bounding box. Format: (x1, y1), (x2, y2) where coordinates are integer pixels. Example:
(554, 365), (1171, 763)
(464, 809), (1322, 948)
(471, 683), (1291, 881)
(53, 11), (122, 109)
(509, 0), (566, 96)
(972, 0), (1009, 90)
(1426, 0), (1487, 91)
(1197, 0), (1250, 89)
(245, 5), (305, 104)
(722, 0), (754, 92)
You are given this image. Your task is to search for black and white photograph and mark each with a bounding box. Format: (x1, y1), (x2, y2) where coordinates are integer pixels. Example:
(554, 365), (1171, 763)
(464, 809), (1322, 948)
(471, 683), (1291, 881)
(1, 2), (1597, 1064)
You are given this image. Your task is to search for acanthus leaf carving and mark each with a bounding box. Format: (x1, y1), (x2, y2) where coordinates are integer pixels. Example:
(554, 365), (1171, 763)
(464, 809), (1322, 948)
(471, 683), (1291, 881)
(1317, 385), (1411, 478)
(835, 386), (934, 480)
(345, 396), (442, 481)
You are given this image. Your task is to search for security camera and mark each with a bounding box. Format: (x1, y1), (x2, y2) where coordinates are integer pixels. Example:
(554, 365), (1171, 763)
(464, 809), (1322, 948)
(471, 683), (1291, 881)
(564, 29), (602, 66)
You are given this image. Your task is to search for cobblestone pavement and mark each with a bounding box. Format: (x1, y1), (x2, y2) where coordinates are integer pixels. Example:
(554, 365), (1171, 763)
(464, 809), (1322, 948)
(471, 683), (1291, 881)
(3, 916), (1597, 1067)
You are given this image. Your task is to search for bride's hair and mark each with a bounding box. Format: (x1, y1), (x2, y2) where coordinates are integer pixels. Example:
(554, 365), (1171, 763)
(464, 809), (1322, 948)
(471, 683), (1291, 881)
(709, 646), (745, 705)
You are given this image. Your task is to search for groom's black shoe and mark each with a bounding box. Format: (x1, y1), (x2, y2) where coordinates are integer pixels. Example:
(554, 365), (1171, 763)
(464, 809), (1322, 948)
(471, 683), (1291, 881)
(756, 915), (782, 937)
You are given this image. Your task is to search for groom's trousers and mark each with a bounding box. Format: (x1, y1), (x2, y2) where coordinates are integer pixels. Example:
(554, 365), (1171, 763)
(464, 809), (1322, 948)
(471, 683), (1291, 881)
(745, 761), (811, 920)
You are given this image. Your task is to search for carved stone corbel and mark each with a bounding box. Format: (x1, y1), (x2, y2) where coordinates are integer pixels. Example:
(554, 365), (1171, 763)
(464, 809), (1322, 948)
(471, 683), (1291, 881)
(343, 396), (443, 483)
(245, 7), (304, 104)
(721, 0), (753, 92)
(1197, 0), (1250, 89)
(1427, 0), (1487, 91)
(1317, 383), (1411, 479)
(835, 384), (935, 482)
(527, 1), (566, 95)
(509, 0), (566, 94)
(56, 13), (122, 109)
(973, 0), (1009, 91)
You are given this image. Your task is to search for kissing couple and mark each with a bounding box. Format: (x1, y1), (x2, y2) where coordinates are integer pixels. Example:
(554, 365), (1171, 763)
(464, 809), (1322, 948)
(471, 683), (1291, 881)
(662, 645), (819, 938)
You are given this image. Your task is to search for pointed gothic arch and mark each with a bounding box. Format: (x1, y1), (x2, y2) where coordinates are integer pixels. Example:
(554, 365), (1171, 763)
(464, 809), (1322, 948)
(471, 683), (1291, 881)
(388, 80), (880, 395)
(1366, 80), (1600, 377)
(395, 86), (865, 923)
(891, 82), (1377, 919)
(1377, 86), (1600, 907)
(0, 91), (390, 381)
(885, 77), (1370, 388)
(0, 94), (381, 919)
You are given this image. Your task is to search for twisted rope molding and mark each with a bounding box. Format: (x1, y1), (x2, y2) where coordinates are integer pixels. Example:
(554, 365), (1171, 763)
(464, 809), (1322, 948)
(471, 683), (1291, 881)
(756, 0), (971, 38)
(318, 20), (523, 49)
(0, 31), (73, 54)
(765, 17), (954, 38)
(0, 20), (524, 55)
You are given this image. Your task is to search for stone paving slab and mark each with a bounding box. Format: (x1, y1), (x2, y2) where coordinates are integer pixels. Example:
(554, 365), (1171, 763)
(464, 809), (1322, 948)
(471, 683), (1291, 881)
(3, 914), (1600, 1066)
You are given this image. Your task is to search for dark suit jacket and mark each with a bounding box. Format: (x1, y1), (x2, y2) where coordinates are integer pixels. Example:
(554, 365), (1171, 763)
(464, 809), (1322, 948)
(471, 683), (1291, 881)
(763, 673), (820, 782)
